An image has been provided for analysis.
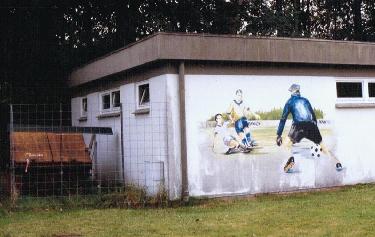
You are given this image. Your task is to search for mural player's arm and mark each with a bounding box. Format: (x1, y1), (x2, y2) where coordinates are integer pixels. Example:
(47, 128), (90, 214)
(245, 106), (261, 120)
(276, 101), (291, 146)
(226, 102), (235, 124)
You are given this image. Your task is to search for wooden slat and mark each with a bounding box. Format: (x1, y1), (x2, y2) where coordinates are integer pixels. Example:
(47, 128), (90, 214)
(11, 132), (53, 163)
(11, 132), (91, 164)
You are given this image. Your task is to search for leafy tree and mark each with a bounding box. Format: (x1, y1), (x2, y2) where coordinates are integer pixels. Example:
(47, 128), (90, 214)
(363, 0), (375, 41)
(2, 0), (375, 106)
(311, 0), (353, 40)
(352, 0), (363, 40)
(239, 0), (274, 36)
(1, 0), (68, 104)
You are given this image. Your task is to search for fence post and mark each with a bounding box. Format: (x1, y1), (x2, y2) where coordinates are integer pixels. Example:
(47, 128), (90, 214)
(9, 104), (16, 202)
(59, 103), (63, 196)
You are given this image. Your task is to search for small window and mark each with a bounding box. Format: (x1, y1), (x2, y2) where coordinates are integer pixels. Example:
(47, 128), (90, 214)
(100, 89), (120, 113)
(81, 97), (87, 116)
(336, 82), (363, 98)
(369, 83), (375, 98)
(112, 90), (121, 108)
(137, 83), (150, 108)
(102, 93), (111, 110)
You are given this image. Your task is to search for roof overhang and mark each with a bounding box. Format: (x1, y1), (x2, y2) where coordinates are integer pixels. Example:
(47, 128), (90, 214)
(68, 32), (375, 87)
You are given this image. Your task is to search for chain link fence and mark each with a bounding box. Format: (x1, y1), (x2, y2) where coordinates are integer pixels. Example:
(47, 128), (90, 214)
(1, 103), (168, 204)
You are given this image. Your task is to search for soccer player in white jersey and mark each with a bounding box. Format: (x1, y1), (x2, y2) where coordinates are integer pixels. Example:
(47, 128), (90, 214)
(213, 113), (247, 155)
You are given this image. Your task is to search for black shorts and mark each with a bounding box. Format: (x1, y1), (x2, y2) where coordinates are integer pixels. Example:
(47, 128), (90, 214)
(288, 121), (322, 144)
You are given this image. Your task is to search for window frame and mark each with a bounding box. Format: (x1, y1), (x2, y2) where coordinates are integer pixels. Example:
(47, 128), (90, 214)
(367, 80), (375, 101)
(99, 89), (121, 114)
(81, 97), (88, 117)
(336, 78), (375, 105)
(336, 79), (365, 102)
(111, 90), (121, 109)
(135, 81), (150, 110)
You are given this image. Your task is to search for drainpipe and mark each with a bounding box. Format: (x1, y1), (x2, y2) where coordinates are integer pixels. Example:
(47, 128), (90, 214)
(179, 62), (189, 202)
(120, 103), (125, 184)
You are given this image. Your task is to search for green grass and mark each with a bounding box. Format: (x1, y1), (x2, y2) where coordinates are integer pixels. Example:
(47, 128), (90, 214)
(1, 184), (375, 236)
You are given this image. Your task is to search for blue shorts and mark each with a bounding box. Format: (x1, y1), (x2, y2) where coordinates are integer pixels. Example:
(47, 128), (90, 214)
(235, 117), (249, 134)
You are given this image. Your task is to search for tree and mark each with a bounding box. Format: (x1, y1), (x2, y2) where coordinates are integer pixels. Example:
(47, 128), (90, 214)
(352, 0), (363, 40)
(3, 0), (375, 105)
(362, 0), (375, 41)
(239, 0), (274, 36)
(1, 0), (69, 104)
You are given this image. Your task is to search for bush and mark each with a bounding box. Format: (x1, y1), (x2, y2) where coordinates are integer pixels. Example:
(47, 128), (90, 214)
(99, 184), (147, 208)
(148, 184), (169, 207)
(2, 183), (170, 211)
(256, 107), (324, 120)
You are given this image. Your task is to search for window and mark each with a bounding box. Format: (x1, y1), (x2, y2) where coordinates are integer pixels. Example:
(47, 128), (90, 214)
(81, 97), (88, 117)
(369, 83), (375, 98)
(336, 82), (363, 98)
(101, 93), (111, 110)
(100, 89), (120, 113)
(112, 90), (120, 108)
(336, 79), (375, 106)
(136, 82), (150, 109)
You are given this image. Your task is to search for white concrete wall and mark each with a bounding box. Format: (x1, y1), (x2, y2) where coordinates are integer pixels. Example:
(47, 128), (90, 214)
(71, 93), (122, 183)
(335, 108), (375, 185)
(71, 72), (375, 199)
(185, 74), (375, 197)
(121, 75), (168, 195)
(71, 74), (182, 199)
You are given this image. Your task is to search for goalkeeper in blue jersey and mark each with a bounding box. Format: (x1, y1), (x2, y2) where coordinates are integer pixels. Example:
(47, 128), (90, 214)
(276, 84), (342, 173)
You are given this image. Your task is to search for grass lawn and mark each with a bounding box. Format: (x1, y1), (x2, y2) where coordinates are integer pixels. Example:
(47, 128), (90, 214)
(1, 184), (375, 236)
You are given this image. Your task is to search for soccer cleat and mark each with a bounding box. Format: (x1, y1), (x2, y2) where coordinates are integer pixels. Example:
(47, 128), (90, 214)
(225, 148), (234, 155)
(284, 157), (295, 173)
(250, 140), (258, 147)
(336, 163), (343, 171)
(239, 145), (251, 153)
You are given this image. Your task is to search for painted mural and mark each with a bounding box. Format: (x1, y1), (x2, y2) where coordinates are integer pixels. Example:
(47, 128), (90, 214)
(185, 75), (346, 196)
(210, 85), (342, 173)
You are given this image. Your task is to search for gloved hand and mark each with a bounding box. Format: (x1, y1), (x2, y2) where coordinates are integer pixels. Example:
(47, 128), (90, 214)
(276, 136), (283, 146)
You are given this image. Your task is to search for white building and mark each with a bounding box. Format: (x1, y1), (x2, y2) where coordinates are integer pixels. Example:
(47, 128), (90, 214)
(69, 32), (375, 200)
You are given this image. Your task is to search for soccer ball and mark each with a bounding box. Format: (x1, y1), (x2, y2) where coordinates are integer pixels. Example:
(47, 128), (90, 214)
(310, 144), (322, 158)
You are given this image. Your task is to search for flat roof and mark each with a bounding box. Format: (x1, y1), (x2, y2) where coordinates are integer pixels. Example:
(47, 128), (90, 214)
(69, 32), (375, 87)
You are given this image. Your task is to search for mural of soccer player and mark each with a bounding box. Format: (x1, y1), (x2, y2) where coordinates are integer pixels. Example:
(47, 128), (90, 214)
(276, 84), (343, 173)
(213, 113), (248, 155)
(227, 89), (260, 148)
